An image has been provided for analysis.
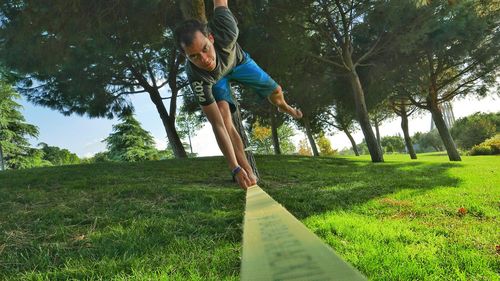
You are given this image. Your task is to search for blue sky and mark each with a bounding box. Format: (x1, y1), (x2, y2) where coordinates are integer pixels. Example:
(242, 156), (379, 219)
(19, 93), (499, 158)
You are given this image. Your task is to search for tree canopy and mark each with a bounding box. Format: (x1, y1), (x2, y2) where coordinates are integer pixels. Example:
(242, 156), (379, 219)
(0, 81), (39, 169)
(104, 114), (159, 162)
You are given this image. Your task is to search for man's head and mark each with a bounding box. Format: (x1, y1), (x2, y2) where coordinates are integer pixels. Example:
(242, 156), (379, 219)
(174, 20), (217, 71)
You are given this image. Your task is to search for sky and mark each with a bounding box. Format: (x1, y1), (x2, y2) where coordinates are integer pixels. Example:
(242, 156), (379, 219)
(19, 93), (499, 158)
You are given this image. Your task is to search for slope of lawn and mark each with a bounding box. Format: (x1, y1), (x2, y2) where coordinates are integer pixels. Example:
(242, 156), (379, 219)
(0, 154), (498, 280)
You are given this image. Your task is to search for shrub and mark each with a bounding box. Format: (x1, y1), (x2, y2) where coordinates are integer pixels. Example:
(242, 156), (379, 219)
(469, 134), (500, 155)
(450, 112), (498, 150)
(481, 134), (500, 154)
(469, 145), (493, 156)
(381, 135), (405, 153)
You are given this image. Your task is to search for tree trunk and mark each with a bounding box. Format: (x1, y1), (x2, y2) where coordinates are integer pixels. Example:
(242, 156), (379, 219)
(430, 102), (461, 161)
(348, 71), (384, 162)
(374, 121), (381, 148)
(233, 102), (260, 180)
(179, 0), (207, 23)
(0, 143), (4, 171)
(188, 133), (193, 154)
(303, 115), (319, 157)
(400, 114), (417, 159)
(344, 129), (359, 156)
(270, 112), (281, 155)
(148, 89), (187, 158)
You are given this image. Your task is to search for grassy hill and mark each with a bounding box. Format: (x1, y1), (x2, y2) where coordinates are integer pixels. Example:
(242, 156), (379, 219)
(0, 154), (498, 280)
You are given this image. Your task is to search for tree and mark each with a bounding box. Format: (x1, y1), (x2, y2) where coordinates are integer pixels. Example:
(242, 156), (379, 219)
(395, 1), (499, 161)
(37, 143), (80, 165)
(0, 0), (188, 158)
(176, 105), (204, 155)
(250, 121), (273, 155)
(317, 132), (337, 156)
(413, 130), (444, 152)
(104, 114), (159, 162)
(369, 101), (394, 148)
(381, 135), (406, 153)
(320, 103), (360, 156)
(306, 0), (405, 162)
(297, 139), (313, 156)
(249, 120), (296, 155)
(450, 112), (498, 150)
(389, 97), (418, 159)
(0, 81), (40, 170)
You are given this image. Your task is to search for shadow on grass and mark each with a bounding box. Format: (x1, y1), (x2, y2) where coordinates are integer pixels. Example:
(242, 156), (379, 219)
(0, 155), (460, 280)
(254, 155), (461, 219)
(0, 158), (244, 280)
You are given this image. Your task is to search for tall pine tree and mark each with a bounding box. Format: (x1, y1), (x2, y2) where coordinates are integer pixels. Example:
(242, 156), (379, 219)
(0, 81), (39, 170)
(104, 114), (158, 162)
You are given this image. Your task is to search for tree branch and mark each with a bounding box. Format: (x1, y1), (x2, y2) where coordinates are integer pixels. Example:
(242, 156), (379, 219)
(354, 35), (382, 67)
(407, 94), (429, 110)
(320, 0), (343, 44)
(335, 0), (350, 45)
(308, 52), (346, 69)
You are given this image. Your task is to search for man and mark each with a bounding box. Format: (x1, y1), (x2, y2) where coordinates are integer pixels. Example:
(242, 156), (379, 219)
(174, 0), (302, 189)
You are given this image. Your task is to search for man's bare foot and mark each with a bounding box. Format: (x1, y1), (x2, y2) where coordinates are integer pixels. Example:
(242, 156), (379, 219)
(292, 108), (303, 119)
(279, 107), (303, 119)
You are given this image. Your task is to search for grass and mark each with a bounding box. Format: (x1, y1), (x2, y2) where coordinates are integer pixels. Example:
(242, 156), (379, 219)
(0, 153), (498, 280)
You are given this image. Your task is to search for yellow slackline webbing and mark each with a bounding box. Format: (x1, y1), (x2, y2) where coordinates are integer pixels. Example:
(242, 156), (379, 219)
(241, 185), (367, 281)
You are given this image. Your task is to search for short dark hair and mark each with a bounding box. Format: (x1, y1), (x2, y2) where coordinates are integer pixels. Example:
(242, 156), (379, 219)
(174, 19), (209, 51)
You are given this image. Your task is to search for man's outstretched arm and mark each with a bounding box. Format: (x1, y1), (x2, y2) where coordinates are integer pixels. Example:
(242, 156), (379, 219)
(201, 102), (251, 189)
(213, 0), (228, 8)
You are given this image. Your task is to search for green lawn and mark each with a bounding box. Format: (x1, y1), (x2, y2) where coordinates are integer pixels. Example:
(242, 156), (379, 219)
(0, 154), (498, 280)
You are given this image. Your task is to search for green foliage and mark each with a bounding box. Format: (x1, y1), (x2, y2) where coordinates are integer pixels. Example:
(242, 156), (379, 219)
(157, 149), (175, 160)
(297, 139), (312, 156)
(481, 134), (500, 154)
(469, 134), (500, 156)
(381, 135), (406, 153)
(249, 121), (296, 155)
(176, 105), (204, 154)
(0, 81), (40, 169)
(7, 148), (52, 169)
(91, 152), (111, 163)
(0, 0), (182, 118)
(413, 130), (444, 152)
(469, 145), (493, 156)
(38, 142), (80, 165)
(450, 112), (499, 150)
(276, 124), (296, 155)
(356, 139), (370, 155)
(104, 114), (159, 162)
(317, 133), (337, 157)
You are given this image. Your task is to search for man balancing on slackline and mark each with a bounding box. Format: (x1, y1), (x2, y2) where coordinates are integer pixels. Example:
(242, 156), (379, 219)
(174, 0), (302, 189)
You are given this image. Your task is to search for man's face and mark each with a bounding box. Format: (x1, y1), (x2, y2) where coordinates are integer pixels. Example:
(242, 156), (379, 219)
(182, 31), (216, 71)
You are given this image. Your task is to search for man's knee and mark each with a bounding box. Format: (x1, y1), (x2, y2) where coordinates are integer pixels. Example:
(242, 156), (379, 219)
(269, 85), (285, 105)
(272, 85), (283, 95)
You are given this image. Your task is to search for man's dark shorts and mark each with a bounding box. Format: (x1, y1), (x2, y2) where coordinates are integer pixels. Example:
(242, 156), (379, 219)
(212, 52), (278, 113)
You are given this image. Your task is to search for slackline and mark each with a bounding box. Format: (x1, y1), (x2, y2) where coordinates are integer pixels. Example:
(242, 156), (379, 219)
(241, 185), (367, 281)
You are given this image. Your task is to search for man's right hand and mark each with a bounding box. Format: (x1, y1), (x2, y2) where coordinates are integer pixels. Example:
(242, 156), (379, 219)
(234, 168), (252, 190)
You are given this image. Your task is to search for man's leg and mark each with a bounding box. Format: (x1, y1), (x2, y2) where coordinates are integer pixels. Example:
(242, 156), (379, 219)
(268, 85), (303, 119)
(229, 53), (302, 119)
(216, 101), (257, 185)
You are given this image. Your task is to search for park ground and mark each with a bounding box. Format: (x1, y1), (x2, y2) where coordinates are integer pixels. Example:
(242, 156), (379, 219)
(0, 153), (499, 280)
